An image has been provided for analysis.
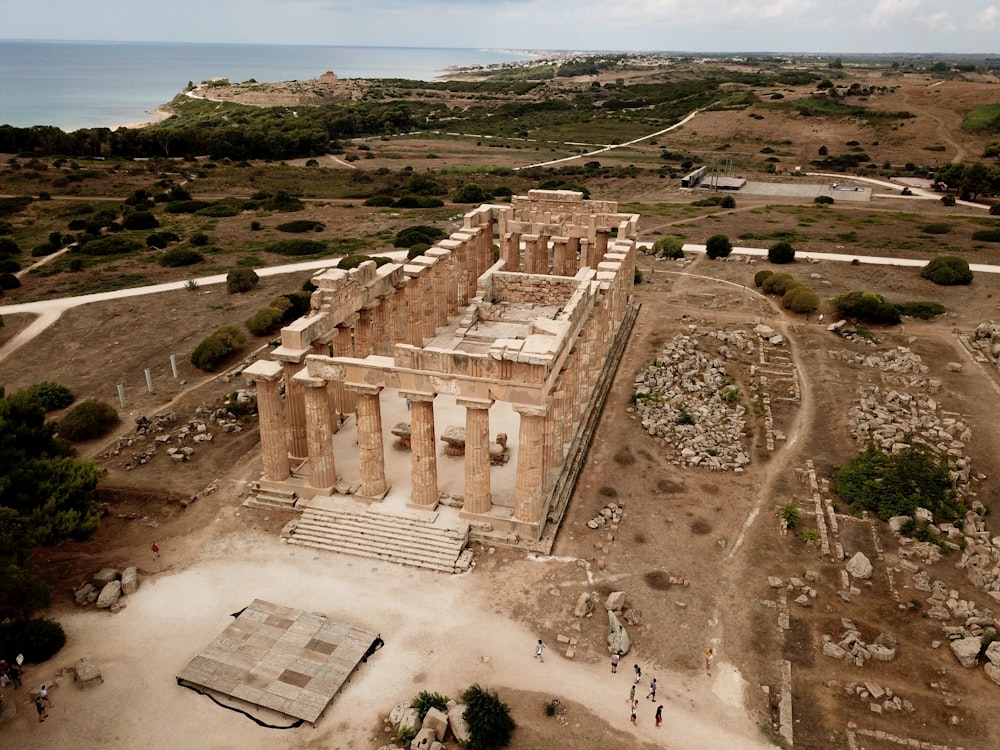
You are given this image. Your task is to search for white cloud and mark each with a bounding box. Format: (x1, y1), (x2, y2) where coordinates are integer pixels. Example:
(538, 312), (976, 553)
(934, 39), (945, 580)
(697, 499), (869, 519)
(918, 10), (955, 33)
(974, 4), (1000, 31)
(867, 0), (921, 28)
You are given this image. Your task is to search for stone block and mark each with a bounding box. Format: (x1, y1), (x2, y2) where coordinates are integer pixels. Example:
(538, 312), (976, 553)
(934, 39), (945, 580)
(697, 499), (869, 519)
(986, 641), (1000, 665)
(846, 552), (872, 580)
(949, 636), (981, 668)
(447, 704), (470, 744)
(985, 662), (1000, 686)
(74, 656), (103, 689)
(410, 727), (436, 750)
(93, 568), (119, 586)
(823, 641), (847, 660)
(574, 592), (594, 617)
(605, 591), (626, 612)
(96, 580), (122, 609)
(121, 566), (138, 595)
(397, 707), (421, 734)
(421, 706), (448, 742)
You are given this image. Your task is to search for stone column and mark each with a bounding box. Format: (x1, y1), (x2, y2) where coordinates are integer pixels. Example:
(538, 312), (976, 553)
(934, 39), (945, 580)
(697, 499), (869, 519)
(244, 360), (290, 482)
(546, 389), (565, 489)
(281, 361), (308, 459)
(552, 237), (569, 277)
(504, 232), (521, 272)
(405, 392), (438, 509)
(355, 306), (374, 358)
(332, 322), (356, 414)
(403, 266), (426, 346)
(568, 236), (581, 272)
(352, 385), (387, 499)
(372, 297), (389, 356)
(513, 405), (547, 524)
(523, 233), (539, 276)
(459, 398), (492, 515)
(299, 373), (336, 489)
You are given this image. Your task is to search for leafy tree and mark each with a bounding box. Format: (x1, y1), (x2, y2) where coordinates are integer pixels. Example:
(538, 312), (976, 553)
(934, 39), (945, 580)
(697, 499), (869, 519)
(783, 286), (820, 313)
(160, 248), (204, 267)
(227, 267), (259, 293)
(652, 235), (684, 259)
(462, 684), (516, 750)
(394, 225), (447, 248)
(453, 183), (490, 203)
(16, 381), (74, 411)
(836, 443), (962, 521)
(122, 210), (159, 230)
(833, 290), (901, 325)
(921, 255), (973, 285)
(705, 234), (732, 259)
(245, 307), (284, 336)
(58, 400), (120, 442)
(191, 325), (247, 371)
(768, 241), (796, 264)
(754, 269), (773, 288)
(761, 272), (797, 295)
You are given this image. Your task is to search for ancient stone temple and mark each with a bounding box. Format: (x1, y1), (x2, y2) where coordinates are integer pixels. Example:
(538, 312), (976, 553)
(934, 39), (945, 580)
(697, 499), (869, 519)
(244, 189), (637, 549)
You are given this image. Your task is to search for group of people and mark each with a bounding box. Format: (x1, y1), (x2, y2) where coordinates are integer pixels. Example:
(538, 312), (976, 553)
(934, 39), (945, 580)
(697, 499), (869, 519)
(623, 659), (664, 728)
(0, 658), (22, 690)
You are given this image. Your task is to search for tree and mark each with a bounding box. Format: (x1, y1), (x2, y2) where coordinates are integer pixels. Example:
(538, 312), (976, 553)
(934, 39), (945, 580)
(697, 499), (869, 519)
(652, 235), (684, 259)
(245, 307), (284, 336)
(227, 267), (259, 293)
(705, 234), (732, 259)
(462, 684), (516, 750)
(921, 255), (973, 286)
(453, 183), (490, 203)
(768, 241), (796, 264)
(782, 286), (820, 313)
(58, 400), (120, 442)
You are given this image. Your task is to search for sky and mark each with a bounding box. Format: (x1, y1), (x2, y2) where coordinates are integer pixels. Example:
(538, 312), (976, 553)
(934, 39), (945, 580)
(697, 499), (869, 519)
(1, 0), (998, 54)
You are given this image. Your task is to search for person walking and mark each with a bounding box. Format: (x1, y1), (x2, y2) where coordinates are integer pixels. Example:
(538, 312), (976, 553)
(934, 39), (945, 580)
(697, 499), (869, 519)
(35, 694), (47, 722)
(39, 684), (52, 707)
(655, 704), (663, 727)
(705, 647), (714, 673)
(534, 639), (544, 662)
(629, 684), (635, 703)
(151, 541), (159, 561)
(611, 651), (620, 674)
(647, 677), (657, 701)
(633, 663), (642, 684)
(630, 699), (638, 725)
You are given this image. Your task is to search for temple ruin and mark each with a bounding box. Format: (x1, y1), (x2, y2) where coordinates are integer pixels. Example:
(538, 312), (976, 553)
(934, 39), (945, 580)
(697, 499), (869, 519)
(244, 189), (638, 563)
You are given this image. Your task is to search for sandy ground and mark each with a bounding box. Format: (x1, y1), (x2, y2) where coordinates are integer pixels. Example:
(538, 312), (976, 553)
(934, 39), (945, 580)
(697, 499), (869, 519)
(0, 507), (769, 749)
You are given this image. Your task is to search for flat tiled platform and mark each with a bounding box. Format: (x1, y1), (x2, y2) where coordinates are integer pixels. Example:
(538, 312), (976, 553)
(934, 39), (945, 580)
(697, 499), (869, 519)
(176, 599), (375, 725)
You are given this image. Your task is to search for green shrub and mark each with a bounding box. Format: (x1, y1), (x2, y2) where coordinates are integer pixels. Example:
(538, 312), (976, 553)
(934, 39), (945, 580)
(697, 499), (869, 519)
(761, 272), (797, 295)
(990, 204), (1000, 215)
(940, 194), (956, 206)
(75, 236), (142, 256)
(58, 400), (120, 441)
(226, 267), (259, 293)
(190, 326), (247, 371)
(364, 194), (395, 207)
(921, 223), (951, 235)
(768, 241), (796, 264)
(393, 195), (445, 208)
(245, 307), (285, 336)
(972, 229), (1000, 242)
(814, 195), (834, 205)
(705, 234), (732, 259)
(266, 239), (328, 256)
(0, 237), (22, 256)
(159, 248), (204, 267)
(802, 528), (821, 543)
(194, 204), (240, 217)
(339, 254), (392, 270)
(189, 232), (210, 247)
(897, 300), (946, 319)
(394, 727), (416, 746)
(921, 255), (972, 285)
(0, 272), (20, 290)
(121, 210), (159, 230)
(833, 290), (902, 325)
(453, 183), (490, 203)
(276, 220), (325, 233)
(720, 195), (736, 208)
(652, 235), (684, 259)
(783, 286), (820, 313)
(0, 258), (20, 273)
(412, 690), (450, 720)
(462, 684), (516, 750)
(407, 243), (431, 260)
(165, 200), (212, 214)
(754, 269), (774, 288)
(17, 381), (74, 411)
(394, 225), (447, 248)
(250, 220), (263, 231)
(0, 618), (66, 663)
(146, 231), (180, 248)
(837, 443), (963, 521)
(778, 504), (800, 529)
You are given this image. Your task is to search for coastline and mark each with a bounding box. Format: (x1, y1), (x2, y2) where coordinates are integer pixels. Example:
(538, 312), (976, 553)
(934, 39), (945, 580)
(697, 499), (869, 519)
(110, 106), (172, 131)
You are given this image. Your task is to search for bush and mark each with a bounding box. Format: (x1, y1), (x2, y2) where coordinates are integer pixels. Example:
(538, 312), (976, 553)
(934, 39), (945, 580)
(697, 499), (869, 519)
(226, 267), (259, 293)
(761, 272), (797, 296)
(453, 183), (490, 203)
(813, 195), (834, 205)
(0, 272), (20, 290)
(768, 241), (796, 264)
(783, 286), (820, 313)
(0, 237), (21, 256)
(363, 195), (395, 207)
(720, 195), (736, 209)
(778, 504), (800, 529)
(122, 210), (159, 230)
(940, 194), (956, 206)
(921, 223), (951, 235)
(160, 248), (204, 267)
(189, 232), (210, 247)
(0, 258), (20, 274)
(165, 200), (212, 214)
(75, 236), (142, 256)
(146, 231), (180, 248)
(58, 400), (120, 441)
(921, 255), (973, 285)
(191, 326), (247, 371)
(0, 618), (66, 663)
(833, 290), (901, 325)
(394, 225), (447, 248)
(412, 690), (450, 721)
(990, 204), (1000, 215)
(245, 307), (285, 336)
(276, 220), (325, 233)
(266, 239), (328, 256)
(837, 443), (963, 521)
(897, 300), (946, 319)
(462, 684), (516, 750)
(972, 229), (1000, 242)
(705, 234), (732, 259)
(407, 244), (431, 260)
(194, 204), (240, 218)
(652, 235), (684, 259)
(393, 195), (444, 208)
(339, 254), (392, 270)
(754, 269), (774, 288)
(250, 220), (263, 231)
(17, 381), (74, 411)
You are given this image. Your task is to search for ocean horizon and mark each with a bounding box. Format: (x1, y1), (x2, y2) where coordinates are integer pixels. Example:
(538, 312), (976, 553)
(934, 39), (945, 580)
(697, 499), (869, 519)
(0, 40), (535, 132)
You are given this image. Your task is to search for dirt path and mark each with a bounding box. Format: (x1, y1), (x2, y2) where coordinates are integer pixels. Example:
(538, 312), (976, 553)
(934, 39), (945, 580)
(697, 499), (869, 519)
(900, 83), (967, 163)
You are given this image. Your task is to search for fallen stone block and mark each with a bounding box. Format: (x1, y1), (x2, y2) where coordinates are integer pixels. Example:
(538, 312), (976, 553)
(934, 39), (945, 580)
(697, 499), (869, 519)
(421, 706), (448, 742)
(121, 566), (138, 595)
(74, 656), (103, 689)
(846, 552), (873, 580)
(96, 580), (122, 609)
(949, 636), (981, 668)
(574, 592), (594, 617)
(605, 591), (626, 612)
(93, 568), (119, 586)
(447, 703), (470, 744)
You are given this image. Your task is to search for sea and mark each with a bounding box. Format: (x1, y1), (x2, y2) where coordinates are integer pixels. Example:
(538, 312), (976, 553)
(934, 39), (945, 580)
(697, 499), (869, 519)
(0, 40), (535, 132)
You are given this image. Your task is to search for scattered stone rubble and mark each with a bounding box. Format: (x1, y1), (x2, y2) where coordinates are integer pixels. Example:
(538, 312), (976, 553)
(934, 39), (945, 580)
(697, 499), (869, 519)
(821, 619), (898, 666)
(831, 679), (916, 714)
(73, 565), (139, 613)
(967, 321), (1000, 375)
(631, 329), (750, 471)
(586, 502), (622, 530)
(826, 319), (879, 346)
(383, 697), (471, 750)
(847, 385), (974, 496)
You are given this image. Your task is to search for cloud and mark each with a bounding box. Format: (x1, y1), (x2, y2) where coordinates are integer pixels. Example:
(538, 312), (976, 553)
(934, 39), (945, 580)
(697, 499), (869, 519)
(974, 4), (1000, 31)
(866, 0), (921, 28)
(918, 10), (955, 33)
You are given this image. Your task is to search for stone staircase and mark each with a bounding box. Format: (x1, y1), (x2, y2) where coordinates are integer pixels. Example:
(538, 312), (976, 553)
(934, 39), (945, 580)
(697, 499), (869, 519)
(283, 497), (472, 574)
(244, 481), (299, 511)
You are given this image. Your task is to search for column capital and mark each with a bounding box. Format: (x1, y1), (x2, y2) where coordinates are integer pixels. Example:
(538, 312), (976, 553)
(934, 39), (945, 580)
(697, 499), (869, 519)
(292, 370), (327, 388)
(400, 390), (436, 403)
(243, 359), (283, 384)
(457, 397), (493, 410)
(345, 383), (383, 396)
(513, 403), (548, 418)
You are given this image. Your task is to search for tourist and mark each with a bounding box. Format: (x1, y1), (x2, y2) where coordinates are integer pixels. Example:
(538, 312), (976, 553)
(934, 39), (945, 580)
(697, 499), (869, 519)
(151, 541), (159, 561)
(629, 684), (635, 703)
(655, 704), (663, 727)
(35, 694), (47, 722)
(633, 663), (642, 684)
(647, 677), (657, 700)
(39, 684), (52, 707)
(705, 647), (714, 672)
(534, 639), (544, 662)
(630, 699), (638, 725)
(611, 651), (620, 673)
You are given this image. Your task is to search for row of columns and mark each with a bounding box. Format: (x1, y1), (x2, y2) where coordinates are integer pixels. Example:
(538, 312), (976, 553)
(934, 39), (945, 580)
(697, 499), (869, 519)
(501, 231), (610, 275)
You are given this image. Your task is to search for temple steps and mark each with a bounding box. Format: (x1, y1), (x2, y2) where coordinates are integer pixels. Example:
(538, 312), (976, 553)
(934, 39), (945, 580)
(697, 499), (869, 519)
(244, 482), (298, 511)
(284, 498), (471, 574)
